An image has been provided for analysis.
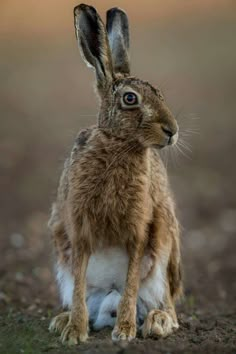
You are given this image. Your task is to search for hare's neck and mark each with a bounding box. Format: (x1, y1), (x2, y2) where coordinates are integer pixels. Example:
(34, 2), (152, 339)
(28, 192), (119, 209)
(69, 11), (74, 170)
(103, 136), (150, 174)
(89, 130), (151, 176)
(101, 134), (145, 158)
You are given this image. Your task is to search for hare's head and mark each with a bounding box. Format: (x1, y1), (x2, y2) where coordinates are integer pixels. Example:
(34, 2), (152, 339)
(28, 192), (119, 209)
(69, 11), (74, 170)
(74, 4), (178, 148)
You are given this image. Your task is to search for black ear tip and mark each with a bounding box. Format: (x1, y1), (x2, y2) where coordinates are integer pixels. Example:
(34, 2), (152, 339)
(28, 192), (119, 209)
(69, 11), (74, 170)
(107, 7), (127, 17)
(74, 5), (80, 16)
(74, 4), (97, 17)
(106, 7), (128, 30)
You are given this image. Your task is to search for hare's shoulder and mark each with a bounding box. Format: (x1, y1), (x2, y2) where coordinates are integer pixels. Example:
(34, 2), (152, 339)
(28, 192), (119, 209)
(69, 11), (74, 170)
(55, 127), (95, 205)
(72, 126), (95, 154)
(76, 127), (95, 146)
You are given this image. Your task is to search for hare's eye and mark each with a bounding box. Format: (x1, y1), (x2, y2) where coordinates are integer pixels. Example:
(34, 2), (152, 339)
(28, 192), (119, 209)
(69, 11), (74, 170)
(123, 92), (138, 106)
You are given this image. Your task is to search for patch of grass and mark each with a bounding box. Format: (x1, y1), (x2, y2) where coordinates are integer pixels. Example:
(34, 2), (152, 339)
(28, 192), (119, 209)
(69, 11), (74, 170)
(0, 313), (62, 354)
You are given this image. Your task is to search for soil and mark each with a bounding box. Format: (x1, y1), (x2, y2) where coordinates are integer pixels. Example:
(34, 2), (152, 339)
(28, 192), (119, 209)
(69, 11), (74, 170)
(1, 218), (235, 354)
(1, 2), (236, 353)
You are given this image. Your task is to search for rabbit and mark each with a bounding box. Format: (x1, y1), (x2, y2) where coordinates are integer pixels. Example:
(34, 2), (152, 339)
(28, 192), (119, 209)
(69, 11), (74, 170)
(48, 4), (182, 345)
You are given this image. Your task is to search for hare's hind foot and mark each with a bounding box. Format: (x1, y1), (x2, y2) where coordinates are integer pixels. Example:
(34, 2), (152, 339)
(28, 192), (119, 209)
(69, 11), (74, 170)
(49, 311), (70, 334)
(141, 309), (179, 339)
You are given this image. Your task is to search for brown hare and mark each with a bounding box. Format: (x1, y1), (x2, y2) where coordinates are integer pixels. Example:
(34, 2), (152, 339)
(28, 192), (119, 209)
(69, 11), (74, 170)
(48, 4), (182, 345)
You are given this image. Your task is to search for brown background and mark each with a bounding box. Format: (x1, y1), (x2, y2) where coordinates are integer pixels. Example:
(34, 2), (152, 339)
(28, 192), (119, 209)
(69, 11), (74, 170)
(0, 1), (236, 353)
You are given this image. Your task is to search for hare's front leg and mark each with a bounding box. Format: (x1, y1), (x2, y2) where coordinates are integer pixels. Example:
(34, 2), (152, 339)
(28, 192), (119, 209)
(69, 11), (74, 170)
(112, 239), (145, 342)
(61, 241), (90, 345)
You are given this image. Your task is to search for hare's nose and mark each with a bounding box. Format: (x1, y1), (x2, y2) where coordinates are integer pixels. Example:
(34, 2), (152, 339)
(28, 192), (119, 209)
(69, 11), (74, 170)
(161, 126), (174, 145)
(161, 126), (173, 137)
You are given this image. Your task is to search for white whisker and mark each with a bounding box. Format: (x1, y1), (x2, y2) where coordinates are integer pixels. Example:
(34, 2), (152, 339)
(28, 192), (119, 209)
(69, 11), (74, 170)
(175, 143), (192, 160)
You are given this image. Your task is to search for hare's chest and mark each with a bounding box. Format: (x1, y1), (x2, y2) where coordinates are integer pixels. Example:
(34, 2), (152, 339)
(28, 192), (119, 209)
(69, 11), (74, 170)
(94, 175), (152, 245)
(97, 169), (150, 218)
(78, 158), (148, 206)
(74, 150), (152, 239)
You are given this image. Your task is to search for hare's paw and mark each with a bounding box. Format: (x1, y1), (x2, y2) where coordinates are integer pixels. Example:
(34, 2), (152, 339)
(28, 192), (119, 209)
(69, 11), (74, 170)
(61, 322), (88, 345)
(142, 310), (179, 338)
(112, 321), (136, 342)
(49, 312), (70, 334)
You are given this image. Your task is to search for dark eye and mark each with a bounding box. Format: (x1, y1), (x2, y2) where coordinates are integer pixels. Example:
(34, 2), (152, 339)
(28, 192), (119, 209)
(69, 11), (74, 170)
(123, 92), (138, 106)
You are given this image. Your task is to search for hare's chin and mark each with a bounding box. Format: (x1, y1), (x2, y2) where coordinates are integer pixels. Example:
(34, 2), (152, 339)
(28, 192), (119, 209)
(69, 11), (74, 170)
(152, 144), (166, 150)
(170, 132), (178, 146)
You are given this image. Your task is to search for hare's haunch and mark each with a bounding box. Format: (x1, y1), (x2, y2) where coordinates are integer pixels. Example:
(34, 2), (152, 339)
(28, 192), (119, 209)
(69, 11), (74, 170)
(49, 4), (182, 344)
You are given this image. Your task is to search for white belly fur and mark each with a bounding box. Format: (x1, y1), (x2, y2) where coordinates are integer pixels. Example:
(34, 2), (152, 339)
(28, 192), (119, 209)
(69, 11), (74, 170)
(56, 247), (167, 328)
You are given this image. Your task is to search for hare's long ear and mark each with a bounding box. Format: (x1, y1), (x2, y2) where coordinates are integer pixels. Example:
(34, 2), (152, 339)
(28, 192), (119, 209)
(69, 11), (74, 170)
(106, 8), (130, 76)
(74, 4), (113, 88)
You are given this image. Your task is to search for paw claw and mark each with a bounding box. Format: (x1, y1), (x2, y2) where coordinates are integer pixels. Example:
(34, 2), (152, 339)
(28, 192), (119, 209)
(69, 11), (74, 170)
(68, 336), (78, 346)
(112, 323), (136, 342)
(49, 312), (70, 334)
(49, 311), (88, 344)
(61, 323), (88, 345)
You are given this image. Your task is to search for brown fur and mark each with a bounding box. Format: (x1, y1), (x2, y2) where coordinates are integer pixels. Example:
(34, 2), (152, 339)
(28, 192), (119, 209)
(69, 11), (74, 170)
(49, 4), (182, 344)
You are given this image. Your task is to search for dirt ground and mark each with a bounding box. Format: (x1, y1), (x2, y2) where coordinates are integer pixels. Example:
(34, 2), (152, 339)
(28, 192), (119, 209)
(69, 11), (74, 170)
(0, 1), (236, 353)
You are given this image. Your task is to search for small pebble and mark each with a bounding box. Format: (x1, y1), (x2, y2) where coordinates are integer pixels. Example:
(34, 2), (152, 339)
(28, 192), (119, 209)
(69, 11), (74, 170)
(10, 233), (25, 248)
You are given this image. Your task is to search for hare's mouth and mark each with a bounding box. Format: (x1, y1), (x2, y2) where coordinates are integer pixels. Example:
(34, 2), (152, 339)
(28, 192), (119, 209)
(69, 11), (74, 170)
(152, 144), (166, 150)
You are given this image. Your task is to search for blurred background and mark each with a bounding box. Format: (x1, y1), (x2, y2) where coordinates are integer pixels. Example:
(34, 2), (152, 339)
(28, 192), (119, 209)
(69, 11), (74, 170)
(0, 0), (236, 345)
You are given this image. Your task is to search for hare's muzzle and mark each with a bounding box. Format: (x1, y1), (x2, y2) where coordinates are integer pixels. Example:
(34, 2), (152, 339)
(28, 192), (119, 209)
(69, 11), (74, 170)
(161, 125), (179, 146)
